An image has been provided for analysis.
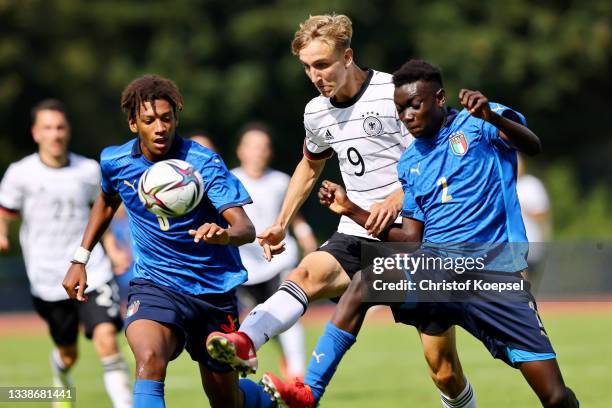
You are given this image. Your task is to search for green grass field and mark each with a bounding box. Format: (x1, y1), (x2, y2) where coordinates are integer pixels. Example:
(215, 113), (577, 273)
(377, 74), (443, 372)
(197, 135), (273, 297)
(0, 311), (609, 407)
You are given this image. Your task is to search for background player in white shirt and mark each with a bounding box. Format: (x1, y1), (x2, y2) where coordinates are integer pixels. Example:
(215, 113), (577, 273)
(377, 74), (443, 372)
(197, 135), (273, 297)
(232, 123), (318, 379)
(0, 99), (131, 408)
(207, 14), (474, 408)
(516, 154), (552, 285)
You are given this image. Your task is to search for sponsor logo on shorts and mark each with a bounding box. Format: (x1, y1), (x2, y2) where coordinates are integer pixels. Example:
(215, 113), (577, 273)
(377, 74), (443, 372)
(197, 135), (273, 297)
(126, 300), (140, 318)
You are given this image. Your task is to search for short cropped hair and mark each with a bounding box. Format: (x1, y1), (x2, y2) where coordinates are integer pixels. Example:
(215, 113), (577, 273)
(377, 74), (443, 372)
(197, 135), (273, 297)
(291, 14), (352, 55)
(238, 121), (271, 139)
(393, 59), (444, 89)
(31, 99), (67, 124)
(237, 121), (273, 146)
(120, 74), (184, 121)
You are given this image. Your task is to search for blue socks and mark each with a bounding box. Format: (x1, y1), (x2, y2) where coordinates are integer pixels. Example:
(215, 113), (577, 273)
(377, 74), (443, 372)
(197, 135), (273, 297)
(134, 379), (165, 408)
(240, 378), (275, 408)
(134, 378), (273, 408)
(304, 321), (357, 403)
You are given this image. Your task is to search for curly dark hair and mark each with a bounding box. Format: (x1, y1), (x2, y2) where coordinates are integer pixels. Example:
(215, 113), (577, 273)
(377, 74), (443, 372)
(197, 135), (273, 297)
(393, 59), (443, 89)
(120, 74), (183, 121)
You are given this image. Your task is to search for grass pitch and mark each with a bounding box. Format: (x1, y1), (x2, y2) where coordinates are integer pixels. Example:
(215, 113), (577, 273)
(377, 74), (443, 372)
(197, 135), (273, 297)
(0, 310), (609, 407)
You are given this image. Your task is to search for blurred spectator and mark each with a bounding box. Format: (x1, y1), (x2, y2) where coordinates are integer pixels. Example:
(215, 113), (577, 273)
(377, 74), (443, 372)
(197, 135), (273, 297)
(517, 154), (552, 285)
(187, 130), (217, 151)
(0, 99), (131, 407)
(105, 204), (133, 307)
(232, 122), (317, 379)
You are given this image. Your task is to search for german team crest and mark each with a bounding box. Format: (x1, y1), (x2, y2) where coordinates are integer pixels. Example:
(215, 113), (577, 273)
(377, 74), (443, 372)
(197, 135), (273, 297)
(449, 132), (469, 156)
(362, 112), (383, 136)
(126, 300), (140, 318)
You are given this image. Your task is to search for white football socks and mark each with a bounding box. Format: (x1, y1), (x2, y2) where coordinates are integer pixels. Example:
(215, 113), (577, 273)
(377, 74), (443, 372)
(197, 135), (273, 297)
(50, 348), (73, 388)
(440, 378), (476, 408)
(240, 283), (308, 350)
(101, 353), (132, 408)
(278, 321), (306, 378)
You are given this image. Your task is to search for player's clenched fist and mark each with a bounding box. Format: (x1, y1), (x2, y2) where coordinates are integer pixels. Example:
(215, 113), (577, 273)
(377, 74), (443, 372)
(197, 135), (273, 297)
(318, 180), (354, 216)
(366, 200), (398, 236)
(189, 223), (230, 245)
(63, 263), (88, 302)
(459, 89), (492, 121)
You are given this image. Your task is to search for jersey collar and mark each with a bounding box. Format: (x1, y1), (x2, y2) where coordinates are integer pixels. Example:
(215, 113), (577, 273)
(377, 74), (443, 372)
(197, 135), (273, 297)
(329, 68), (373, 109)
(131, 134), (185, 159)
(432, 107), (460, 144)
(413, 107), (460, 150)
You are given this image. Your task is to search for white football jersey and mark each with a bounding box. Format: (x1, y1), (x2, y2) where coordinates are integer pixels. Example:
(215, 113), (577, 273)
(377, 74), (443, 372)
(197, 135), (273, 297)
(231, 167), (298, 285)
(0, 153), (113, 301)
(303, 69), (413, 238)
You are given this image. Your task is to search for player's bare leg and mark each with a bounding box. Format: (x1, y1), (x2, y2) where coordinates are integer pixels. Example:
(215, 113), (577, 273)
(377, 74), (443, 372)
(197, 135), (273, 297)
(56, 344), (78, 369)
(50, 344), (77, 408)
(420, 328), (465, 396)
(519, 359), (579, 407)
(127, 320), (178, 380)
(50, 343), (77, 407)
(207, 251), (349, 374)
(199, 364), (243, 408)
(127, 319), (179, 407)
(263, 270), (367, 407)
(51, 343), (77, 382)
(420, 328), (476, 407)
(263, 270), (475, 407)
(92, 322), (132, 408)
(285, 251), (351, 301)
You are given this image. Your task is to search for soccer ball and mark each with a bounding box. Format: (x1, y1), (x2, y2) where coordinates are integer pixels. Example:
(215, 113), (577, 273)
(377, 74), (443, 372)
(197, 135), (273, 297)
(138, 159), (204, 217)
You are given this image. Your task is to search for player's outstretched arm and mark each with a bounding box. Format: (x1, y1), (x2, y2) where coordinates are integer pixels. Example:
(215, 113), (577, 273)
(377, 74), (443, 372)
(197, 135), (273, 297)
(63, 191), (122, 301)
(189, 206), (255, 247)
(259, 156), (326, 260)
(459, 89), (542, 155)
(319, 180), (421, 242)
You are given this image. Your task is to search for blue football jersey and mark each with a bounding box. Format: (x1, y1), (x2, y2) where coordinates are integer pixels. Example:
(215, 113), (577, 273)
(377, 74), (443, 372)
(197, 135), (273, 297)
(398, 103), (529, 272)
(100, 136), (252, 295)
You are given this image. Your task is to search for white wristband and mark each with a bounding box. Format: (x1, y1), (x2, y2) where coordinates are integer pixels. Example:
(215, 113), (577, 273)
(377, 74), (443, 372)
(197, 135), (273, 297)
(72, 246), (91, 264)
(293, 222), (313, 239)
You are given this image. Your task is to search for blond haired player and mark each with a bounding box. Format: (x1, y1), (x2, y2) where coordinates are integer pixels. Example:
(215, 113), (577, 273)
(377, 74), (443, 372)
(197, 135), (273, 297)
(207, 14), (476, 408)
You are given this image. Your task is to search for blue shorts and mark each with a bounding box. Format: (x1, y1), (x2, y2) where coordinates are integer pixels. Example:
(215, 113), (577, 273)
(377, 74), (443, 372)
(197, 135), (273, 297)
(393, 271), (556, 367)
(125, 278), (239, 373)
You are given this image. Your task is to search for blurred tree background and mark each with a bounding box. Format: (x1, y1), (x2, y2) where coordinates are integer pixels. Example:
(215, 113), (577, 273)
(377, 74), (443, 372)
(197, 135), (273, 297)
(0, 0), (610, 241)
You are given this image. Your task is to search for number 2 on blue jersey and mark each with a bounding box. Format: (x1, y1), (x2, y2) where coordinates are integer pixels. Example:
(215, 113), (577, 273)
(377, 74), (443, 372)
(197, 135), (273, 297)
(437, 177), (453, 203)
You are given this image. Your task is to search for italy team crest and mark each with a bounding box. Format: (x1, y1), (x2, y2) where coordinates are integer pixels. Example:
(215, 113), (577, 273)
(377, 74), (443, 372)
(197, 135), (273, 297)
(126, 300), (140, 318)
(449, 132), (468, 156)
